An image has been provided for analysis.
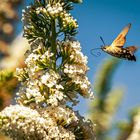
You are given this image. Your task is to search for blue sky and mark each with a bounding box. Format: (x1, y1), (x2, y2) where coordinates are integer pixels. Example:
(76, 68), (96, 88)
(22, 0), (140, 120)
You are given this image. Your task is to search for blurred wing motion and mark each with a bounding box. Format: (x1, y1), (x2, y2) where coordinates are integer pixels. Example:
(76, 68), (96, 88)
(111, 23), (131, 48)
(126, 46), (138, 53)
(101, 23), (138, 61)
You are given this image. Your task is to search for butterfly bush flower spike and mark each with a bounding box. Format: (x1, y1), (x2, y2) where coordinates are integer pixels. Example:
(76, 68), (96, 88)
(0, 0), (95, 139)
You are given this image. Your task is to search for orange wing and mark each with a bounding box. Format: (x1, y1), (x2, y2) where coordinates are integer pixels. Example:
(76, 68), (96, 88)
(111, 23), (131, 48)
(126, 46), (138, 53)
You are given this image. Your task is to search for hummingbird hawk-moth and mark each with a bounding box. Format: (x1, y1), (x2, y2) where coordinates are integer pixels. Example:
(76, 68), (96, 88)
(91, 23), (138, 61)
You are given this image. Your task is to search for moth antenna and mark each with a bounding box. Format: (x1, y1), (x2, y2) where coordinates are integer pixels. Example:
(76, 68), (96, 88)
(100, 36), (106, 46)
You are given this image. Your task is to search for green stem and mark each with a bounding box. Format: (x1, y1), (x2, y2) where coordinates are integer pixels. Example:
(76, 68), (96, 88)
(51, 18), (57, 70)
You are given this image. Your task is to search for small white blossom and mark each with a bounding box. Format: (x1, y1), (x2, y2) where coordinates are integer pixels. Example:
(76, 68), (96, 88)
(41, 73), (50, 84)
(41, 71), (59, 88)
(25, 53), (40, 67)
(60, 11), (78, 28)
(46, 3), (63, 16)
(41, 51), (54, 59)
(47, 90), (65, 106)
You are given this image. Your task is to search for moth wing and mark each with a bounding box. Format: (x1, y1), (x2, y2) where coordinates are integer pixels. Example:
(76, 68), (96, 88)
(111, 23), (131, 48)
(126, 46), (138, 53)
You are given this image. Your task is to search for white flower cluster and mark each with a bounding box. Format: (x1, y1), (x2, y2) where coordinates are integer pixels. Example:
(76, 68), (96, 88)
(36, 2), (63, 17)
(41, 105), (78, 125)
(35, 2), (78, 29)
(63, 40), (93, 97)
(60, 11), (78, 28)
(127, 110), (140, 140)
(47, 90), (65, 106)
(0, 105), (95, 140)
(0, 105), (78, 140)
(47, 3), (63, 16)
(16, 71), (66, 107)
(41, 71), (66, 106)
(63, 40), (88, 73)
(16, 39), (93, 107)
(24, 42), (53, 73)
(41, 71), (59, 87)
(16, 40), (68, 107)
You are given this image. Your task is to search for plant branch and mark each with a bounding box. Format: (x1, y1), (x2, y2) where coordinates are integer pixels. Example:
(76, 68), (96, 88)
(51, 18), (57, 70)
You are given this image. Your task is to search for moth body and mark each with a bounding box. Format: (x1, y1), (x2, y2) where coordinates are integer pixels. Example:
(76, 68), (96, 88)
(102, 45), (136, 61)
